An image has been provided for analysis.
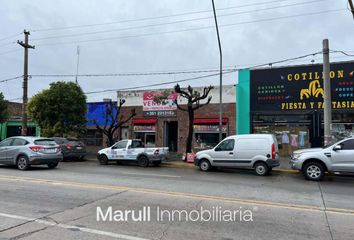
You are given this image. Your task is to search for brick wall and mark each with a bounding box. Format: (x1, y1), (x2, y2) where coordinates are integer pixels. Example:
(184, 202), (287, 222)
(119, 103), (236, 154)
(7, 102), (22, 119)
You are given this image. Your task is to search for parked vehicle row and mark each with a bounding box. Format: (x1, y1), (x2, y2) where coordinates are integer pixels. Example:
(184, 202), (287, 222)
(0, 134), (353, 182)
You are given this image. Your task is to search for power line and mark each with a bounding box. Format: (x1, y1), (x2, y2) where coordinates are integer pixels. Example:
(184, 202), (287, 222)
(29, 69), (236, 78)
(33, 8), (346, 47)
(0, 42), (16, 48)
(30, 0), (305, 32)
(6, 50), (347, 100)
(84, 71), (236, 95)
(3, 50), (350, 85)
(84, 50), (325, 95)
(7, 97), (22, 101)
(31, 0), (326, 42)
(330, 50), (354, 57)
(4, 50), (351, 100)
(0, 76), (22, 83)
(0, 49), (21, 56)
(0, 32), (22, 42)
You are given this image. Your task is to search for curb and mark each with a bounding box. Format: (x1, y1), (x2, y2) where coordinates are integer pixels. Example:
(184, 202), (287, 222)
(161, 162), (299, 174)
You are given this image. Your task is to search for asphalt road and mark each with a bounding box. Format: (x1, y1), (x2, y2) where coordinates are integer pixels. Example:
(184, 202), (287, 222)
(0, 160), (354, 240)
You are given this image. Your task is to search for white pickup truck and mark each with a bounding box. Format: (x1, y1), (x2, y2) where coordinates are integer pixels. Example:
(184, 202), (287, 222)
(97, 139), (168, 167)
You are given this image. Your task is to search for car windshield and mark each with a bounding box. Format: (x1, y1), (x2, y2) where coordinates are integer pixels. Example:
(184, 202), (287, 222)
(34, 139), (57, 146)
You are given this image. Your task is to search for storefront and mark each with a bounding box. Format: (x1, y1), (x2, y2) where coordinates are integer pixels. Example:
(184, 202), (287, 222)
(118, 85), (237, 154)
(0, 120), (39, 140)
(193, 118), (228, 151)
(132, 118), (157, 147)
(237, 61), (354, 156)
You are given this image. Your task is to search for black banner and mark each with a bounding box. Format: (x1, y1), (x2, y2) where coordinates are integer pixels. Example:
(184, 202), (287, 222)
(250, 62), (354, 112)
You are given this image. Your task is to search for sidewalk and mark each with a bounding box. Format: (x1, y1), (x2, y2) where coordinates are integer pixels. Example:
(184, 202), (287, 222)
(162, 156), (294, 171)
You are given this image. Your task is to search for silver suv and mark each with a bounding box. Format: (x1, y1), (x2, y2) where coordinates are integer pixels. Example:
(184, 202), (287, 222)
(0, 136), (62, 170)
(290, 137), (354, 181)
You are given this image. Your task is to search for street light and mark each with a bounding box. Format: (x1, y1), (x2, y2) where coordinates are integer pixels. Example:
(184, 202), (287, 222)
(211, 0), (223, 142)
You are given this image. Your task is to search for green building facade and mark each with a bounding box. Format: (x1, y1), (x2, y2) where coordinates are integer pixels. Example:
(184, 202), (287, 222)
(0, 120), (40, 140)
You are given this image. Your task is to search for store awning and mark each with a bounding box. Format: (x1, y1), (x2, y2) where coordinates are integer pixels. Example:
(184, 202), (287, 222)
(193, 118), (228, 124)
(132, 118), (157, 124)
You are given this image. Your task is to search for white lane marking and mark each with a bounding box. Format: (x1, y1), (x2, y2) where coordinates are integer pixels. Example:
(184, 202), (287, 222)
(0, 212), (151, 240)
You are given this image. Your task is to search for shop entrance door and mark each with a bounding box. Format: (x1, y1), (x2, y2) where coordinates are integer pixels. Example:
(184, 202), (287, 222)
(164, 121), (178, 152)
(310, 111), (323, 148)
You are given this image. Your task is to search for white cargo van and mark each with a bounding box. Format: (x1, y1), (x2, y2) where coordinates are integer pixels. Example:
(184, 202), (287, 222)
(194, 134), (279, 175)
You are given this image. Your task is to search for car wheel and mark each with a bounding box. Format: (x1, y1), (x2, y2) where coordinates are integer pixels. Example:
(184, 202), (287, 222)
(47, 162), (59, 169)
(199, 159), (211, 172)
(17, 155), (30, 170)
(98, 155), (108, 165)
(303, 162), (325, 181)
(153, 160), (161, 167)
(254, 162), (269, 176)
(138, 156), (149, 167)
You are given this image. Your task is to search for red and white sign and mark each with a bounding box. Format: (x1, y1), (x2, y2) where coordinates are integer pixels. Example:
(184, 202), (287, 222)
(143, 91), (178, 117)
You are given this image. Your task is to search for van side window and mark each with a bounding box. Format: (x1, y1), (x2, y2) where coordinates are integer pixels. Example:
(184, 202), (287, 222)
(215, 139), (235, 151)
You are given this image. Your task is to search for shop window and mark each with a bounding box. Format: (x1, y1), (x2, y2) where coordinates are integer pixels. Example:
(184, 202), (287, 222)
(195, 133), (227, 149)
(253, 124), (310, 156)
(332, 123), (354, 142)
(146, 134), (156, 147)
(135, 132), (156, 147)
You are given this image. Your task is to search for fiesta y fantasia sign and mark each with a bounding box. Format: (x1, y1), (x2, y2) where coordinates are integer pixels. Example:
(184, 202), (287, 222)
(250, 62), (354, 112)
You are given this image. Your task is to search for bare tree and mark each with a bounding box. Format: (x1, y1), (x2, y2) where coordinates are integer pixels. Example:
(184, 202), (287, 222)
(174, 84), (214, 159)
(92, 99), (136, 146)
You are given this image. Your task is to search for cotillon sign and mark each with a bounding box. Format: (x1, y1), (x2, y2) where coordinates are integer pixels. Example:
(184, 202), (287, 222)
(250, 62), (354, 112)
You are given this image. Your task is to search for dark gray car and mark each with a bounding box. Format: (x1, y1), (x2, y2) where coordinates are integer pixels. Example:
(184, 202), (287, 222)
(51, 137), (87, 160)
(0, 136), (62, 170)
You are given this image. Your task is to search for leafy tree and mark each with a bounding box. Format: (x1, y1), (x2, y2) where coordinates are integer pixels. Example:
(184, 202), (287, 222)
(0, 92), (9, 123)
(27, 81), (87, 137)
(156, 85), (214, 159)
(91, 99), (136, 146)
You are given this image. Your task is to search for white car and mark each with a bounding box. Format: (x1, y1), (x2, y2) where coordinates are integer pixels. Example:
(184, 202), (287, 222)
(290, 137), (354, 181)
(194, 134), (280, 176)
(97, 139), (168, 167)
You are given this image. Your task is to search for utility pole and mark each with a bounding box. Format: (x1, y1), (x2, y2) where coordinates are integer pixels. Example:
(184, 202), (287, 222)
(212, 0), (223, 142)
(349, 0), (354, 20)
(323, 39), (332, 146)
(17, 30), (35, 136)
(75, 46), (80, 84)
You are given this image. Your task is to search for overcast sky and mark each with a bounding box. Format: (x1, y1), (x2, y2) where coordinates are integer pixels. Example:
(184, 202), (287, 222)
(0, 0), (353, 102)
